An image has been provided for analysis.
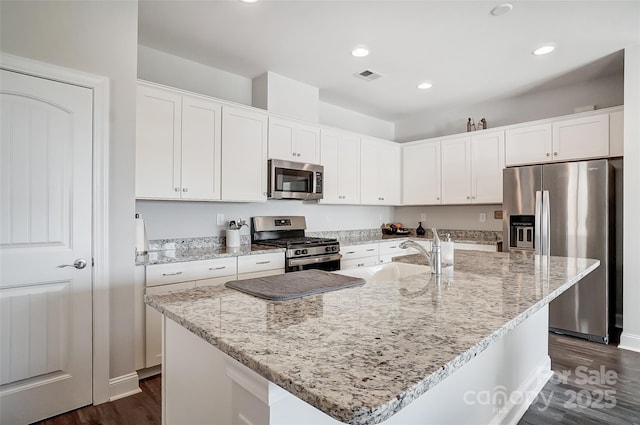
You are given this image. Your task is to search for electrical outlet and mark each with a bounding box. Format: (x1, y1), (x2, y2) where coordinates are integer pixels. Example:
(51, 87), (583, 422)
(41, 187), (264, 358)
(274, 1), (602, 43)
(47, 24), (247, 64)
(420, 213), (427, 222)
(216, 213), (224, 225)
(479, 213), (487, 223)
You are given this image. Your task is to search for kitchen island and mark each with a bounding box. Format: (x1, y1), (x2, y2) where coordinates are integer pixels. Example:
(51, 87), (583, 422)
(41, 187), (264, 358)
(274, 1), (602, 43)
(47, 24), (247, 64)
(146, 250), (599, 425)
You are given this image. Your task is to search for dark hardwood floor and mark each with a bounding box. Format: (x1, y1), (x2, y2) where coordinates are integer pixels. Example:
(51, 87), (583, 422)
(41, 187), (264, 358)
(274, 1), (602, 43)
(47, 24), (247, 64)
(34, 333), (640, 425)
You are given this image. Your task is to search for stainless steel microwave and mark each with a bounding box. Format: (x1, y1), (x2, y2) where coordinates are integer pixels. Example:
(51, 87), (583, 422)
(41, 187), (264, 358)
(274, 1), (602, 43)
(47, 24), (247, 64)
(268, 159), (323, 200)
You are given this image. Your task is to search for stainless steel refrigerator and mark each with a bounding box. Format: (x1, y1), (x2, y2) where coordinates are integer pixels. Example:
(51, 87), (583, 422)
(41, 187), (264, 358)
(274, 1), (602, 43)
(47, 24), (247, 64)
(503, 159), (614, 343)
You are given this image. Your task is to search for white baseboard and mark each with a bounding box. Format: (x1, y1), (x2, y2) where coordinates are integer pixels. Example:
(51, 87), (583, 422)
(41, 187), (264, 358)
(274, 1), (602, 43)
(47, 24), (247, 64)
(109, 372), (142, 401)
(137, 365), (162, 380)
(619, 332), (640, 353)
(490, 356), (552, 425)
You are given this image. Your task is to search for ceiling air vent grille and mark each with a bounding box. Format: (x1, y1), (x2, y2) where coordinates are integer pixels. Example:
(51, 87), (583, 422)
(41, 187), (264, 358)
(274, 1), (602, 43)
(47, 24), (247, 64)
(353, 69), (382, 81)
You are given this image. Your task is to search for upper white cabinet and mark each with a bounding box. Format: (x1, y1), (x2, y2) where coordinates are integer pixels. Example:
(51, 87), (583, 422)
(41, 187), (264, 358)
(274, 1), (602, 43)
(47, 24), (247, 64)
(440, 131), (505, 204)
(609, 110), (624, 157)
(360, 138), (400, 205)
(136, 83), (222, 200)
(268, 117), (320, 163)
(505, 123), (552, 166)
(221, 106), (268, 202)
(552, 113), (609, 161)
(471, 131), (505, 203)
(505, 112), (611, 166)
(320, 129), (361, 204)
(441, 136), (472, 204)
(402, 140), (441, 205)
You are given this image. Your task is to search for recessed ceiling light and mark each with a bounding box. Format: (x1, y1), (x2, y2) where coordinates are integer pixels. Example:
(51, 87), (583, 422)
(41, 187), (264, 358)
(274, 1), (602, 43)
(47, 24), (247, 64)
(351, 47), (369, 58)
(417, 82), (433, 90)
(490, 3), (513, 16)
(240, 0), (258, 3)
(533, 45), (555, 56)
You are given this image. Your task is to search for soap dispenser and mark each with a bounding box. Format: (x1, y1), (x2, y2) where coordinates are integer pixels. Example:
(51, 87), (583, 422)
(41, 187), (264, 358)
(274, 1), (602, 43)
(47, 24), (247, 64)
(441, 233), (454, 266)
(416, 222), (425, 235)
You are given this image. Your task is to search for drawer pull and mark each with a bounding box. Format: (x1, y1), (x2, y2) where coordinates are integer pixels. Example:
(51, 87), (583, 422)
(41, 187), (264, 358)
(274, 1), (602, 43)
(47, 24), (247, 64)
(366, 248), (376, 252)
(345, 251), (356, 254)
(209, 266), (226, 270)
(161, 271), (183, 276)
(256, 261), (271, 265)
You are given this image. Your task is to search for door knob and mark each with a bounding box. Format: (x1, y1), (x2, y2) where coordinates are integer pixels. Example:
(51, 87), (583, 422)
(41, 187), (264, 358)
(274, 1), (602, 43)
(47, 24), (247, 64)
(58, 259), (88, 269)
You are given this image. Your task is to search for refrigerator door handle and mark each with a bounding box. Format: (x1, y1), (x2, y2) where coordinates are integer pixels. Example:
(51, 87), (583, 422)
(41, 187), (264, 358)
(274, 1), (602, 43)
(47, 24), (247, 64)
(542, 190), (551, 256)
(535, 191), (542, 255)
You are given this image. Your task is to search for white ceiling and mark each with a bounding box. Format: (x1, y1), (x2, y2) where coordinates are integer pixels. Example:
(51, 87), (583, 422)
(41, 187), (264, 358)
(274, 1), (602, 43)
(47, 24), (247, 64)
(138, 0), (640, 122)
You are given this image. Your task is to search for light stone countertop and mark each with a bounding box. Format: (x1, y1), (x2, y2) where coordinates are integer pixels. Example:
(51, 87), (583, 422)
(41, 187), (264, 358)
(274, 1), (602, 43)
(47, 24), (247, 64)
(145, 250), (598, 425)
(135, 244), (284, 266)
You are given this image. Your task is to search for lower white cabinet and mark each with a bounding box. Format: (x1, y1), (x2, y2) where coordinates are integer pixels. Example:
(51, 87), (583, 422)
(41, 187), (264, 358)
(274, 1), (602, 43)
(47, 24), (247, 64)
(143, 252), (284, 370)
(340, 243), (379, 270)
(378, 240), (408, 264)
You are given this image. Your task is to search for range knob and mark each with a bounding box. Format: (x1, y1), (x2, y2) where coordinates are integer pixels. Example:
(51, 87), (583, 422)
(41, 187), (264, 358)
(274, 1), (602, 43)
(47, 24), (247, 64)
(302, 249), (308, 255)
(295, 250), (301, 255)
(332, 246), (338, 251)
(325, 246), (332, 252)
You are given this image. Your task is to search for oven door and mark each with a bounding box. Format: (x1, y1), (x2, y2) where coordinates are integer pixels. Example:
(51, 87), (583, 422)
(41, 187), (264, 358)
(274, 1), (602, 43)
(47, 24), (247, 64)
(287, 253), (341, 273)
(268, 159), (323, 200)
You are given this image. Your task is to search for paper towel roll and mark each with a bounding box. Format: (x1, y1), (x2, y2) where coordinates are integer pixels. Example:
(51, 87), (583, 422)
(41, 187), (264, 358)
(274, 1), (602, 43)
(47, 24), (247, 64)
(135, 217), (149, 254)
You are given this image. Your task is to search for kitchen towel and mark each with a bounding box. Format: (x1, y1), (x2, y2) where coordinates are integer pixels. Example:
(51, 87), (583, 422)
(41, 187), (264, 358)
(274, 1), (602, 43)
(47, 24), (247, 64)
(226, 269), (366, 301)
(135, 217), (149, 254)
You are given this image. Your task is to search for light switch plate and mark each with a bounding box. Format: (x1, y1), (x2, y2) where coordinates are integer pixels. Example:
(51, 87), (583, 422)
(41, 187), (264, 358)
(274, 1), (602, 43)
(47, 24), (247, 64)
(217, 213), (224, 225)
(479, 213), (487, 222)
(420, 213), (427, 222)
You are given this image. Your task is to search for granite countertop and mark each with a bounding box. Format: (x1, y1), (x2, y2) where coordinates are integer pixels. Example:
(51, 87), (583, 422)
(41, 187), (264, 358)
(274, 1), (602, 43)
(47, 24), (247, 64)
(136, 244), (284, 266)
(145, 250), (598, 425)
(339, 233), (501, 246)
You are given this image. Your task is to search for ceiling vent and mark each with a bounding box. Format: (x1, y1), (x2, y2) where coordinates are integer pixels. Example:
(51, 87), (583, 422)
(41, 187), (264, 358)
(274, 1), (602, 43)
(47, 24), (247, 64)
(353, 69), (382, 81)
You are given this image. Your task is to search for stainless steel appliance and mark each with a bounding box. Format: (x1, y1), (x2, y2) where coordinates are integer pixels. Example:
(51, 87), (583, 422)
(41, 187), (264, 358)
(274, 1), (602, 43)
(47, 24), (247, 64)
(268, 159), (323, 200)
(252, 216), (340, 272)
(503, 159), (614, 343)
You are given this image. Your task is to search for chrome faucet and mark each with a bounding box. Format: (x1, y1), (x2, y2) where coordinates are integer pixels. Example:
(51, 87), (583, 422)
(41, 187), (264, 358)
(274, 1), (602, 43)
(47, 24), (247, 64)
(400, 228), (442, 275)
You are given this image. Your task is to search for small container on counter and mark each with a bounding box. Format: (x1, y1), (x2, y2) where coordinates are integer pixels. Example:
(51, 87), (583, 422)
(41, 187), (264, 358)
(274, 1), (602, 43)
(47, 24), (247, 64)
(441, 233), (454, 266)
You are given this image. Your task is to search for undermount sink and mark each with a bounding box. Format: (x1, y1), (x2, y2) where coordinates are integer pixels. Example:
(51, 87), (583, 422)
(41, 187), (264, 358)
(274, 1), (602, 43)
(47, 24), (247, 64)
(336, 262), (430, 282)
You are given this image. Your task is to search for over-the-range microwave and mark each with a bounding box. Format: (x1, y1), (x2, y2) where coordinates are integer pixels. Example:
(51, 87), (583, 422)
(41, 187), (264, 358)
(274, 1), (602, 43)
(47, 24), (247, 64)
(268, 159), (323, 200)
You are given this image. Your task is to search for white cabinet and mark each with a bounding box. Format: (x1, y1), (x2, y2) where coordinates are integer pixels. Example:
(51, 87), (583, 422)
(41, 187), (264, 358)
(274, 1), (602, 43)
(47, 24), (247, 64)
(340, 243), (379, 270)
(268, 117), (320, 163)
(609, 110), (624, 157)
(378, 240), (408, 264)
(221, 106), (268, 202)
(505, 113), (610, 166)
(320, 129), (360, 204)
(360, 138), (400, 205)
(505, 124), (552, 166)
(470, 131), (505, 203)
(136, 83), (222, 200)
(237, 252), (285, 278)
(552, 113), (609, 161)
(441, 136), (472, 204)
(441, 132), (504, 204)
(402, 140), (441, 205)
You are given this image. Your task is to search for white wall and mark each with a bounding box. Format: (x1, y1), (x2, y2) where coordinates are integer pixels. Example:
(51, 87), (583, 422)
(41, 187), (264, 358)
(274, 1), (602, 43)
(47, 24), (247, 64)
(620, 45), (640, 352)
(0, 1), (138, 379)
(136, 200), (393, 240)
(137, 44), (252, 105)
(252, 71), (320, 123)
(395, 74), (624, 141)
(319, 101), (395, 140)
(394, 205), (503, 232)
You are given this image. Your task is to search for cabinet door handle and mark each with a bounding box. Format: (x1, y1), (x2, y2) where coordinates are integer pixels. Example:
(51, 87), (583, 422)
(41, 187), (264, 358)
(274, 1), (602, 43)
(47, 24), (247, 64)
(162, 271), (183, 276)
(182, 188), (188, 192)
(366, 248), (376, 252)
(297, 153), (301, 157)
(292, 152), (296, 156)
(345, 251), (356, 254)
(546, 153), (551, 157)
(256, 260), (271, 265)
(209, 266), (226, 270)
(554, 152), (558, 156)
(466, 196), (470, 200)
(174, 188), (180, 192)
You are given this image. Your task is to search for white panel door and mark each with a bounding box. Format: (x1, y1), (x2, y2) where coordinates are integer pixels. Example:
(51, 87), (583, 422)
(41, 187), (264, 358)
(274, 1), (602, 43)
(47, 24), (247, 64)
(505, 123), (552, 166)
(0, 70), (93, 423)
(267, 117), (295, 161)
(441, 136), (471, 204)
(552, 113), (609, 161)
(337, 133), (361, 204)
(181, 95), (222, 200)
(292, 123), (320, 163)
(221, 106), (268, 202)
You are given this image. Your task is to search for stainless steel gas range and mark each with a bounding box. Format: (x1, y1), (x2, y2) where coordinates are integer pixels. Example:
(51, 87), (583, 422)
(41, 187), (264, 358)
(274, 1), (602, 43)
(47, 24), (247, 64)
(251, 216), (341, 272)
